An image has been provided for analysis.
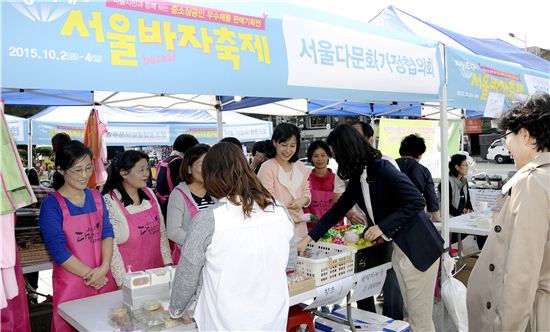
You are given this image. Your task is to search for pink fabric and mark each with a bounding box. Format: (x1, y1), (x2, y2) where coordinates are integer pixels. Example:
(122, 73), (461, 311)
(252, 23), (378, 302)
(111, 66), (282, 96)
(0, 243), (31, 332)
(0, 213), (17, 309)
(170, 188), (199, 264)
(113, 189), (163, 272)
(305, 170), (343, 231)
(50, 190), (117, 332)
(257, 159), (311, 239)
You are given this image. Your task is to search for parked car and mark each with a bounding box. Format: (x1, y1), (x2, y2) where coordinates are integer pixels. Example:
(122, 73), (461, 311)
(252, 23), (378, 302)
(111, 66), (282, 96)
(486, 139), (511, 164)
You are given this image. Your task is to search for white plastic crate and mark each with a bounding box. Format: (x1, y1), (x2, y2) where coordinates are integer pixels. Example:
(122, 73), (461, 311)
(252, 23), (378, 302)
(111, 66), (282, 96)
(297, 242), (357, 286)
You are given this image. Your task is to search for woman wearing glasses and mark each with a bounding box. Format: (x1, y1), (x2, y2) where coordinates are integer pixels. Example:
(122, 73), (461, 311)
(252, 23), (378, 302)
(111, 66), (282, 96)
(467, 93), (550, 331)
(102, 151), (172, 287)
(39, 140), (117, 331)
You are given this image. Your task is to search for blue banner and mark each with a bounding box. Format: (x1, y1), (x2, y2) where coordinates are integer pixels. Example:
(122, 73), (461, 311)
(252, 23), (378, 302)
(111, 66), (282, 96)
(447, 47), (550, 115)
(30, 120), (271, 146)
(1, 1), (442, 102)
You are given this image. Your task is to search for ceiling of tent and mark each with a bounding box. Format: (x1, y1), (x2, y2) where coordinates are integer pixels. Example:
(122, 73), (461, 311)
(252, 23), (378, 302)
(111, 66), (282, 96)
(1, 88), (93, 105)
(369, 6), (550, 73)
(307, 100), (422, 117)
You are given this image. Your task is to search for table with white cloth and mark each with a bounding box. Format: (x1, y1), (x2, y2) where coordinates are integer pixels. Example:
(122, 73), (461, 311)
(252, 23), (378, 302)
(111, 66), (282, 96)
(58, 263), (394, 332)
(434, 213), (491, 237)
(434, 213), (492, 265)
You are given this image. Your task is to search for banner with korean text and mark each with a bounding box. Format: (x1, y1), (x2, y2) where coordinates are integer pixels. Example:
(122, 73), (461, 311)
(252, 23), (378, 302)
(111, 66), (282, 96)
(447, 47), (550, 116)
(378, 118), (461, 179)
(1, 1), (442, 102)
(30, 121), (270, 146)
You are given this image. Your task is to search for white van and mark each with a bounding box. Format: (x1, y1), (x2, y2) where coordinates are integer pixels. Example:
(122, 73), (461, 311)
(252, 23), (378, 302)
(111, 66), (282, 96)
(486, 139), (510, 164)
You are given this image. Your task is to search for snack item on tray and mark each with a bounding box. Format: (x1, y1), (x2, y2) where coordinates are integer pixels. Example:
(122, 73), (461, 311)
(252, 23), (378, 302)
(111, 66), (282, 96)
(143, 302), (160, 311)
(124, 271), (151, 289)
(144, 301), (161, 311)
(163, 317), (179, 328)
(287, 271), (309, 285)
(111, 307), (128, 318)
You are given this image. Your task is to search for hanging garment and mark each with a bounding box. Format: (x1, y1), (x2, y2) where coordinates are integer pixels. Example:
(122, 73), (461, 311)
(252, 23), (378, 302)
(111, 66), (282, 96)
(0, 106), (36, 214)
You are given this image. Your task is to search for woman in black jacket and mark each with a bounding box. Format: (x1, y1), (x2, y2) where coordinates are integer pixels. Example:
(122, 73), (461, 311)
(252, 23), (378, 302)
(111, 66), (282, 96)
(298, 124), (443, 332)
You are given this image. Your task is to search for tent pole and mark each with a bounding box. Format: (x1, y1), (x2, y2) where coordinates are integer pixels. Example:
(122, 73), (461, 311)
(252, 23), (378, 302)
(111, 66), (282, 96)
(27, 118), (32, 170)
(439, 43), (450, 266)
(438, 43), (452, 331)
(460, 109), (465, 152)
(215, 97), (223, 142)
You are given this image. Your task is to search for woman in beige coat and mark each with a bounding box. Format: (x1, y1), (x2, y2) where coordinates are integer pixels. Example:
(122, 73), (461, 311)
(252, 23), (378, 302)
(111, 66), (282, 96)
(467, 93), (550, 331)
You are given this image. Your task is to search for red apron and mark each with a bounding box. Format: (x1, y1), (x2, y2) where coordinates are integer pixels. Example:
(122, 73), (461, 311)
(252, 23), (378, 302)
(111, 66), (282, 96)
(113, 189), (164, 273)
(51, 189), (117, 332)
(169, 188), (199, 265)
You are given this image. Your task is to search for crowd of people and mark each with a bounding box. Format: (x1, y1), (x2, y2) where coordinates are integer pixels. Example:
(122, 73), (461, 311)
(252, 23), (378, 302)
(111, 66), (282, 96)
(19, 93), (550, 331)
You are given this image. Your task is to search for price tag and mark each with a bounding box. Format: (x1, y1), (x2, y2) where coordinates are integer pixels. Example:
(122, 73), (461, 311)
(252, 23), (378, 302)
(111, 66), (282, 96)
(305, 276), (353, 309)
(349, 265), (388, 303)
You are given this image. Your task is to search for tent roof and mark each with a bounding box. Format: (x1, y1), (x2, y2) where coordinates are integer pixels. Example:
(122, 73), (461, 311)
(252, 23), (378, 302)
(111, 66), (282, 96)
(1, 89), (93, 106)
(370, 6), (550, 73)
(308, 100), (422, 117)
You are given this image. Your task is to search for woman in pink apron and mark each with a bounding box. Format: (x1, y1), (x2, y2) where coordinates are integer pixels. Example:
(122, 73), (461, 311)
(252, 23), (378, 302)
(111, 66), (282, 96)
(102, 151), (171, 287)
(39, 140), (117, 332)
(166, 144), (215, 264)
(303, 140), (343, 231)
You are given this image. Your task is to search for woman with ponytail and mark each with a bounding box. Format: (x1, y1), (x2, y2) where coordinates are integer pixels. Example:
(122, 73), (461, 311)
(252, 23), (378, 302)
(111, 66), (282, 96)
(39, 140), (117, 332)
(102, 151), (171, 287)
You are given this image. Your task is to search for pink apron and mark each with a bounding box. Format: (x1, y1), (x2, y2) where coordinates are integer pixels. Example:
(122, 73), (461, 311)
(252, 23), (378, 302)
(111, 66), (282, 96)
(113, 189), (164, 273)
(307, 188), (341, 231)
(51, 189), (117, 332)
(169, 188), (199, 265)
(0, 215), (31, 332)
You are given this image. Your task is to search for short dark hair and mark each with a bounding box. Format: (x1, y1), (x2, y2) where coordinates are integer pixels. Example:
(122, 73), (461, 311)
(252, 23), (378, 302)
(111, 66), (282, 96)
(351, 121), (374, 139)
(102, 150), (149, 195)
(306, 140), (332, 163)
(449, 154), (467, 177)
(173, 134), (199, 153)
(399, 134), (426, 158)
(327, 124), (381, 180)
(252, 140), (270, 156)
(499, 92), (550, 152)
(52, 140), (93, 190)
(265, 123), (301, 162)
(180, 144), (210, 184)
(220, 136), (242, 148)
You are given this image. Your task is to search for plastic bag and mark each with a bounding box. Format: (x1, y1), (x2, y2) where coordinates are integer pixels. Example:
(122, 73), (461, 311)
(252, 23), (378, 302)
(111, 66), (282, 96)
(441, 253), (468, 332)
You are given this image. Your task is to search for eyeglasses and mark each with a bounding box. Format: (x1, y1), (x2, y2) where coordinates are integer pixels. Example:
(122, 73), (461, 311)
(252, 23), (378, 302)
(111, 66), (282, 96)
(497, 131), (514, 140)
(67, 165), (94, 176)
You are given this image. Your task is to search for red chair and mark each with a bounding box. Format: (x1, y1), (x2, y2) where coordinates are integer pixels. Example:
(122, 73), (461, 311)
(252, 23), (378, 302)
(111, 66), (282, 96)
(287, 305), (315, 332)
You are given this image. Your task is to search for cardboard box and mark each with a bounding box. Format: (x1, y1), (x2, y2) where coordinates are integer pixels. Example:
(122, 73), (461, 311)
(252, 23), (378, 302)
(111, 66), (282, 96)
(288, 277), (315, 297)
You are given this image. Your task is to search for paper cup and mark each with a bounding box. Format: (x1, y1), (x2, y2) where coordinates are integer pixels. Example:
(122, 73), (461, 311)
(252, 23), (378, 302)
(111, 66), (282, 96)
(479, 201), (488, 212)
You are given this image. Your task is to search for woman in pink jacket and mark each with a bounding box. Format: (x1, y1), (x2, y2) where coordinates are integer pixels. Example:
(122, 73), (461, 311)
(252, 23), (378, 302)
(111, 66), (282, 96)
(258, 123), (311, 240)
